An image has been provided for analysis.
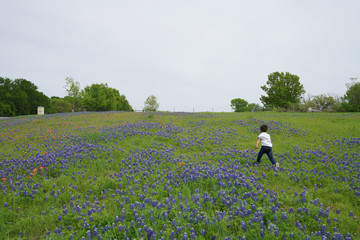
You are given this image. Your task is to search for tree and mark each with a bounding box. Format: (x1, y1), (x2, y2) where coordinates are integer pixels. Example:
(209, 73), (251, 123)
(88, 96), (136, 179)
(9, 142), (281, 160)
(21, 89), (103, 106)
(144, 95), (159, 112)
(230, 98), (249, 112)
(0, 77), (16, 116)
(114, 90), (133, 111)
(82, 83), (113, 111)
(50, 97), (73, 113)
(12, 78), (38, 115)
(260, 72), (305, 110)
(247, 103), (263, 112)
(310, 94), (336, 112)
(343, 78), (360, 112)
(0, 77), (50, 116)
(81, 83), (133, 111)
(64, 77), (81, 111)
(295, 94), (312, 112)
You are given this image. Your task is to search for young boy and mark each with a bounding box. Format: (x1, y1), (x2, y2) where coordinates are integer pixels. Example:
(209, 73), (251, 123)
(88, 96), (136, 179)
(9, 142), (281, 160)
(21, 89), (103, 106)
(255, 124), (279, 168)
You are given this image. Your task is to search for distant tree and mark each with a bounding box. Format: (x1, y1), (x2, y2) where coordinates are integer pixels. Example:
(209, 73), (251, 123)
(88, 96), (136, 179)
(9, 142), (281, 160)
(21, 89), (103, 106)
(260, 72), (305, 110)
(230, 98), (262, 112)
(64, 77), (81, 111)
(12, 79), (37, 115)
(113, 90), (133, 111)
(343, 78), (360, 112)
(247, 103), (263, 112)
(14, 78), (51, 115)
(0, 77), (16, 116)
(144, 95), (159, 111)
(33, 91), (51, 113)
(50, 97), (73, 113)
(330, 96), (347, 112)
(310, 94), (336, 112)
(82, 83), (112, 111)
(0, 77), (50, 116)
(295, 94), (312, 112)
(230, 98), (249, 112)
(82, 83), (133, 111)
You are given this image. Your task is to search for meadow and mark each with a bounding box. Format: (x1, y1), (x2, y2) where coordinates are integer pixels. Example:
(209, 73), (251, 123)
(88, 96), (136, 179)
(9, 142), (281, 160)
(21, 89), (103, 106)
(0, 111), (359, 240)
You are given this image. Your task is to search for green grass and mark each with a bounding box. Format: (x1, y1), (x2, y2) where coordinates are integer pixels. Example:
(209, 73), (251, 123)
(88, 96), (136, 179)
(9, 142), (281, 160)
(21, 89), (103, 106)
(0, 111), (359, 239)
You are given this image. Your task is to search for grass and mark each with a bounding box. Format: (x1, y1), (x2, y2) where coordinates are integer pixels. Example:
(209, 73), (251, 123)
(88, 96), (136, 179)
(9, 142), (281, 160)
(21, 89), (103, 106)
(0, 111), (359, 239)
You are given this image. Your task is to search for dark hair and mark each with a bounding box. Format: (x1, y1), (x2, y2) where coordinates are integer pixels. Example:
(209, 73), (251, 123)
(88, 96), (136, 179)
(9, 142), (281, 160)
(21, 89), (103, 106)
(260, 124), (268, 132)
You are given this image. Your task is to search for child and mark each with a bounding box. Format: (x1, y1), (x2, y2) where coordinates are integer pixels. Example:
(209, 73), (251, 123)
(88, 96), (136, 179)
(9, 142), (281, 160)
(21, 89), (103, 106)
(255, 124), (279, 168)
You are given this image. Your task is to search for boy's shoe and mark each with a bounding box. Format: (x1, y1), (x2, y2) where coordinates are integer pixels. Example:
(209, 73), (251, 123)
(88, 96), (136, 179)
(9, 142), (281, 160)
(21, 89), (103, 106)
(275, 162), (279, 168)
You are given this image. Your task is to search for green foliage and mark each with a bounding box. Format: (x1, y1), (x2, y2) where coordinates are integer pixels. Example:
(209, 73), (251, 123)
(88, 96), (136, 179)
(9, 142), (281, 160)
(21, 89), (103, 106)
(81, 83), (133, 111)
(260, 72), (306, 110)
(230, 98), (248, 112)
(247, 103), (262, 112)
(0, 77), (16, 116)
(0, 77), (50, 117)
(64, 77), (81, 111)
(144, 95), (159, 111)
(49, 97), (73, 113)
(230, 98), (262, 112)
(344, 79), (360, 112)
(310, 94), (336, 112)
(114, 90), (133, 112)
(82, 83), (115, 111)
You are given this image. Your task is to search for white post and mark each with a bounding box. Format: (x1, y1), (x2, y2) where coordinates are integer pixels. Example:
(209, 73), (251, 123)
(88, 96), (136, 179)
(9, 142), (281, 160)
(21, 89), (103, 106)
(37, 106), (44, 115)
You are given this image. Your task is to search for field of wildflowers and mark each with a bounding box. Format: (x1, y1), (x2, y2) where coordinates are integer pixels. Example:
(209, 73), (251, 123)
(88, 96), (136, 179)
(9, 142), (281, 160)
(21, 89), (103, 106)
(0, 111), (359, 239)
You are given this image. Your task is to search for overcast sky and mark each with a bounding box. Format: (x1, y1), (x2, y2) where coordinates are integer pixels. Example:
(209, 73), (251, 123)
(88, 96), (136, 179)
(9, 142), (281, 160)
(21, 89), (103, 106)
(1, 1), (359, 112)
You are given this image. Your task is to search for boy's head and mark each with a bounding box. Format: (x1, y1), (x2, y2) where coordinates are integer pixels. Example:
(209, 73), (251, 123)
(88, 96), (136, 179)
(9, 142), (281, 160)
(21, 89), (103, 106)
(260, 124), (268, 132)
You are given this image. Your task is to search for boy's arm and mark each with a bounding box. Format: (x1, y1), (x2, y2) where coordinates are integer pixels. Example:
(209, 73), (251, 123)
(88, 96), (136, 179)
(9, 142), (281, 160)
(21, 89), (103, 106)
(256, 138), (260, 149)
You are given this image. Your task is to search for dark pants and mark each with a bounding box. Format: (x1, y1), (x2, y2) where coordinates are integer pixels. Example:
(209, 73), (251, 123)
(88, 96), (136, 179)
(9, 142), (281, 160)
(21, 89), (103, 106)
(256, 146), (276, 165)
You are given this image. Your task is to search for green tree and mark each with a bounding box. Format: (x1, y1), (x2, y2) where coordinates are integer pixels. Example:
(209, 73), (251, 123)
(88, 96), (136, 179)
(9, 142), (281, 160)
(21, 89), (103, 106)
(82, 83), (133, 111)
(260, 72), (305, 110)
(343, 78), (360, 112)
(0, 77), (15, 116)
(112, 89), (133, 111)
(12, 79), (36, 115)
(82, 83), (111, 111)
(0, 77), (50, 116)
(0, 78), (50, 116)
(50, 97), (73, 113)
(310, 94), (336, 112)
(144, 95), (159, 112)
(247, 103), (263, 112)
(14, 79), (51, 115)
(230, 98), (249, 112)
(64, 77), (81, 111)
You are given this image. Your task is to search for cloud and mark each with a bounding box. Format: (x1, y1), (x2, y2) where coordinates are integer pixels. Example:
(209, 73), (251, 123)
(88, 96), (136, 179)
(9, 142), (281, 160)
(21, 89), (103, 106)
(1, 0), (359, 112)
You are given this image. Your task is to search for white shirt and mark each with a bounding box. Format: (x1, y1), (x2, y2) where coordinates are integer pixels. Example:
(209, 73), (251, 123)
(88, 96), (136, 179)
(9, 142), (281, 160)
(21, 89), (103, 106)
(258, 132), (272, 147)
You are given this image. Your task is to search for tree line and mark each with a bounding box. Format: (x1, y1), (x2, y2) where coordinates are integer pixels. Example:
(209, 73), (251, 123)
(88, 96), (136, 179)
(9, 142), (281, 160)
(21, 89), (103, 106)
(0, 77), (133, 117)
(231, 72), (360, 112)
(1, 72), (359, 117)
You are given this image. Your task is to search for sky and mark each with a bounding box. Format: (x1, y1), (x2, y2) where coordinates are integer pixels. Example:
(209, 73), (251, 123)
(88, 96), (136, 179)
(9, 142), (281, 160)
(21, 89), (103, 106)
(1, 0), (359, 112)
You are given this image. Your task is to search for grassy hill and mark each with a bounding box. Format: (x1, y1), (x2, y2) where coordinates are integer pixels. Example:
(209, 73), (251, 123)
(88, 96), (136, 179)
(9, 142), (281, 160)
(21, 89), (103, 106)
(0, 111), (359, 239)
